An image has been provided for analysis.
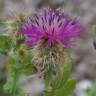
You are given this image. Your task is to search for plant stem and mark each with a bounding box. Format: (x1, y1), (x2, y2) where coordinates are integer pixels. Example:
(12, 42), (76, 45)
(12, 70), (17, 96)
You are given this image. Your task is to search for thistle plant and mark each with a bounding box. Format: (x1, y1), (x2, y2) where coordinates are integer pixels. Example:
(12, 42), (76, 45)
(0, 8), (84, 96)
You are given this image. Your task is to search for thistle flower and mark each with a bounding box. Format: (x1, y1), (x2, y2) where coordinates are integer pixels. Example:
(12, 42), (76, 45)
(21, 9), (84, 74)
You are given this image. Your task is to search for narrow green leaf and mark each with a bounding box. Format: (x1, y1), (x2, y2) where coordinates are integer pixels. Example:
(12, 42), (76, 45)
(53, 49), (72, 89)
(0, 35), (11, 54)
(55, 80), (76, 96)
(92, 25), (96, 36)
(44, 65), (53, 93)
(44, 66), (53, 82)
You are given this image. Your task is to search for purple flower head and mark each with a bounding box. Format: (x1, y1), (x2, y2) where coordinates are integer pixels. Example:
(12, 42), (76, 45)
(21, 9), (84, 47)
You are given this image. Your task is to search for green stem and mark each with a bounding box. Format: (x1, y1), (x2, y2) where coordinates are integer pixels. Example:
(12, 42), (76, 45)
(12, 71), (17, 96)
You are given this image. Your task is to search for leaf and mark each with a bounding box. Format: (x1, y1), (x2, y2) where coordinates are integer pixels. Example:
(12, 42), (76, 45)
(5, 54), (33, 95)
(16, 90), (25, 96)
(43, 64), (53, 93)
(92, 25), (96, 49)
(17, 54), (33, 75)
(92, 25), (96, 36)
(44, 66), (53, 82)
(53, 49), (72, 89)
(7, 57), (15, 77)
(4, 77), (25, 96)
(0, 35), (11, 54)
(3, 78), (13, 94)
(55, 80), (76, 96)
(0, 20), (6, 27)
(7, 54), (33, 77)
(0, 48), (8, 55)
